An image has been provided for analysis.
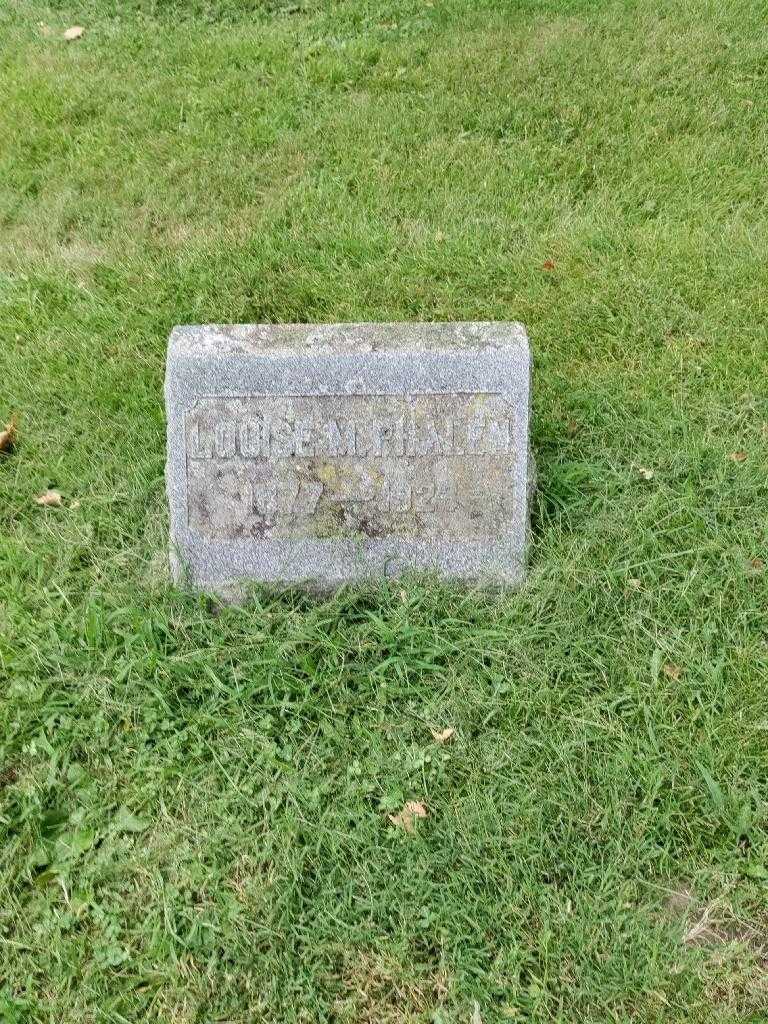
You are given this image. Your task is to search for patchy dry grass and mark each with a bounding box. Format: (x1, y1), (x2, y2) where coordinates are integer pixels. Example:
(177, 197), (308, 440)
(332, 951), (451, 1024)
(665, 884), (768, 952)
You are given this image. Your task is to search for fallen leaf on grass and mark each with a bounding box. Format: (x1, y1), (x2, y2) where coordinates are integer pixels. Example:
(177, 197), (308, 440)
(663, 663), (682, 681)
(748, 557), (764, 573)
(637, 466), (655, 481)
(63, 25), (84, 41)
(35, 489), (62, 508)
(430, 726), (455, 744)
(729, 451), (747, 463)
(566, 418), (580, 437)
(388, 800), (427, 834)
(542, 259), (556, 271)
(626, 577), (641, 592)
(0, 416), (17, 454)
(470, 1002), (483, 1024)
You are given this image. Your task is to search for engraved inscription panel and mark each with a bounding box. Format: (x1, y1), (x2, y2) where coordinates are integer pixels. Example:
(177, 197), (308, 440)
(185, 394), (515, 541)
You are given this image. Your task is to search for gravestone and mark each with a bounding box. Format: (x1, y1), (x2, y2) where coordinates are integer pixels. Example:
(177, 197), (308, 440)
(165, 322), (533, 595)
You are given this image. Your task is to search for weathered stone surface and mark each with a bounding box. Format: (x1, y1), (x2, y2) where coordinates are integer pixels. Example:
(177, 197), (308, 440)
(165, 322), (533, 594)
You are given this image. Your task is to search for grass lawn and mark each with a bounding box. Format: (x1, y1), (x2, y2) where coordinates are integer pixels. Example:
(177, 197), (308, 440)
(2, 0), (768, 1020)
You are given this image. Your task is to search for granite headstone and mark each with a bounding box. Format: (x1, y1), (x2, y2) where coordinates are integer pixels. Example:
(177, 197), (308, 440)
(165, 322), (533, 595)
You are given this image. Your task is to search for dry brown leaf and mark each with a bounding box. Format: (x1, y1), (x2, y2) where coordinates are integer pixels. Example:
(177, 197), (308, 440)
(638, 466), (654, 481)
(663, 662), (682, 681)
(63, 25), (84, 41)
(0, 416), (17, 454)
(388, 800), (427, 834)
(430, 726), (455, 744)
(729, 450), (747, 463)
(542, 258), (556, 271)
(35, 489), (63, 508)
(566, 418), (580, 437)
(748, 557), (764, 573)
